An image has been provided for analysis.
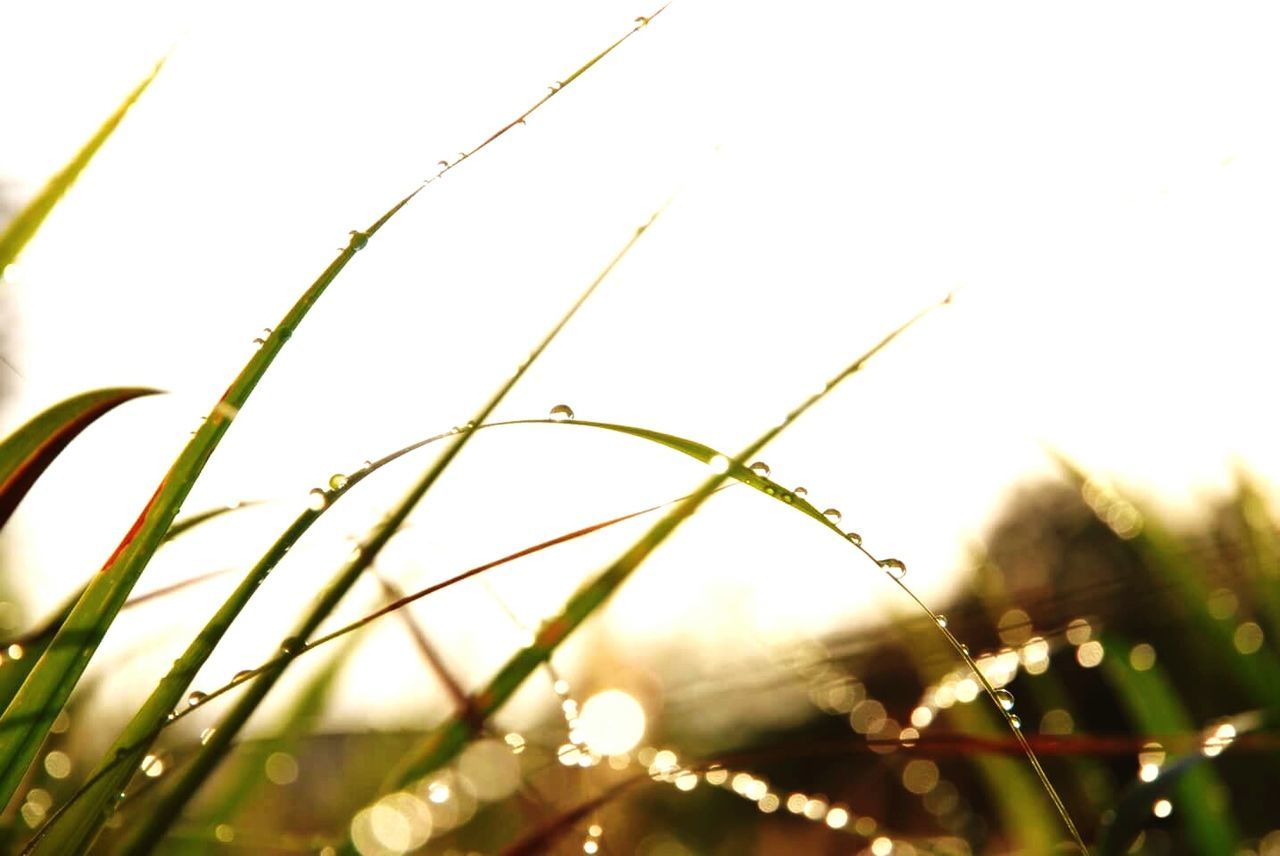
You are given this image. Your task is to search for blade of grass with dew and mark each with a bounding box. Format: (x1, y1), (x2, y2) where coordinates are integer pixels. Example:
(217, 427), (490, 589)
(363, 301), (967, 835)
(1099, 633), (1240, 854)
(0, 387), (160, 529)
(0, 61), (163, 280)
(0, 3), (670, 807)
(166, 632), (365, 856)
(0, 210), (395, 810)
(111, 201), (669, 856)
(24, 474), (705, 853)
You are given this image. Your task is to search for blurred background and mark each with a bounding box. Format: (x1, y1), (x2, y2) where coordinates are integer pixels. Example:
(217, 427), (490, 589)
(2, 1), (1280, 853)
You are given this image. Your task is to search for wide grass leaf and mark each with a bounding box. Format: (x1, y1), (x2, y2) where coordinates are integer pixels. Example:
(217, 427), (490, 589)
(0, 387), (159, 529)
(0, 62), (163, 279)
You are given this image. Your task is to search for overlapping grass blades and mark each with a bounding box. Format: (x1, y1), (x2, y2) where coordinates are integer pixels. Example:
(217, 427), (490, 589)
(1, 5), (667, 832)
(0, 387), (160, 529)
(0, 62), (163, 279)
(348, 298), (1080, 854)
(109, 200), (669, 854)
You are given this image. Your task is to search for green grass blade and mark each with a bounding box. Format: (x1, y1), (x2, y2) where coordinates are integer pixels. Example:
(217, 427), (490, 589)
(113, 201), (667, 855)
(0, 387), (160, 530)
(1099, 635), (1240, 854)
(0, 207), (390, 809)
(372, 301), (945, 822)
(0, 62), (163, 280)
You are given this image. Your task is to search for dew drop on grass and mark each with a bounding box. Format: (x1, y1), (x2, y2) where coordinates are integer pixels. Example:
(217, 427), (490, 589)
(549, 404), (575, 421)
(232, 670), (255, 684)
(994, 689), (1016, 711)
(329, 473), (349, 490)
(793, 486), (808, 497)
(823, 508), (842, 524)
(186, 691), (207, 707)
(749, 461), (771, 477)
(280, 636), (303, 655)
(1009, 714), (1022, 729)
(845, 532), (863, 546)
(307, 488), (328, 511)
(878, 558), (907, 579)
(549, 80), (563, 92)
(935, 614), (948, 629)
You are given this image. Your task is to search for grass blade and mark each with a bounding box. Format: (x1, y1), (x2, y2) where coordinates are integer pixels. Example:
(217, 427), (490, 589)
(0, 61), (163, 279)
(112, 200), (668, 854)
(369, 300), (948, 832)
(0, 387), (160, 530)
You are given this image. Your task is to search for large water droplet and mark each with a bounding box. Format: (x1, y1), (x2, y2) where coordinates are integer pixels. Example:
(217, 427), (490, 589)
(994, 688), (1016, 711)
(329, 473), (349, 490)
(186, 691), (207, 707)
(935, 614), (948, 629)
(549, 404), (575, 421)
(1009, 714), (1022, 729)
(749, 461), (771, 477)
(823, 508), (842, 524)
(878, 557), (907, 579)
(845, 532), (863, 546)
(793, 486), (808, 497)
(307, 488), (328, 511)
(280, 636), (303, 655)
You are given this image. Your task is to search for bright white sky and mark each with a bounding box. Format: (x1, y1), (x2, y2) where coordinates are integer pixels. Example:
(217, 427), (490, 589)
(2, 1), (1279, 737)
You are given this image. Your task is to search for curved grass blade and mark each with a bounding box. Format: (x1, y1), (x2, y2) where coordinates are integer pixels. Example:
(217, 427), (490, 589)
(110, 200), (669, 855)
(363, 300), (957, 846)
(0, 0), (668, 809)
(0, 387), (160, 530)
(0, 61), (164, 280)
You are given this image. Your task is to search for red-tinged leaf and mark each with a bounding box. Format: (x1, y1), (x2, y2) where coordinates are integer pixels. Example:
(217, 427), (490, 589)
(0, 387), (160, 529)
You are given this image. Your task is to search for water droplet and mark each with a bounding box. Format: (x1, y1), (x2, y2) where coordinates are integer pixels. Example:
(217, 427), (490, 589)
(878, 558), (907, 579)
(823, 508), (842, 524)
(959, 643), (970, 655)
(186, 691), (207, 707)
(348, 230), (369, 251)
(845, 532), (863, 546)
(280, 636), (303, 655)
(764, 486), (776, 495)
(1009, 714), (1022, 729)
(329, 473), (349, 490)
(749, 461), (771, 477)
(549, 404), (575, 421)
(994, 689), (1015, 711)
(793, 486), (808, 497)
(935, 614), (948, 629)
(549, 81), (563, 92)
(635, 16), (650, 25)
(232, 670), (255, 684)
(307, 488), (328, 511)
